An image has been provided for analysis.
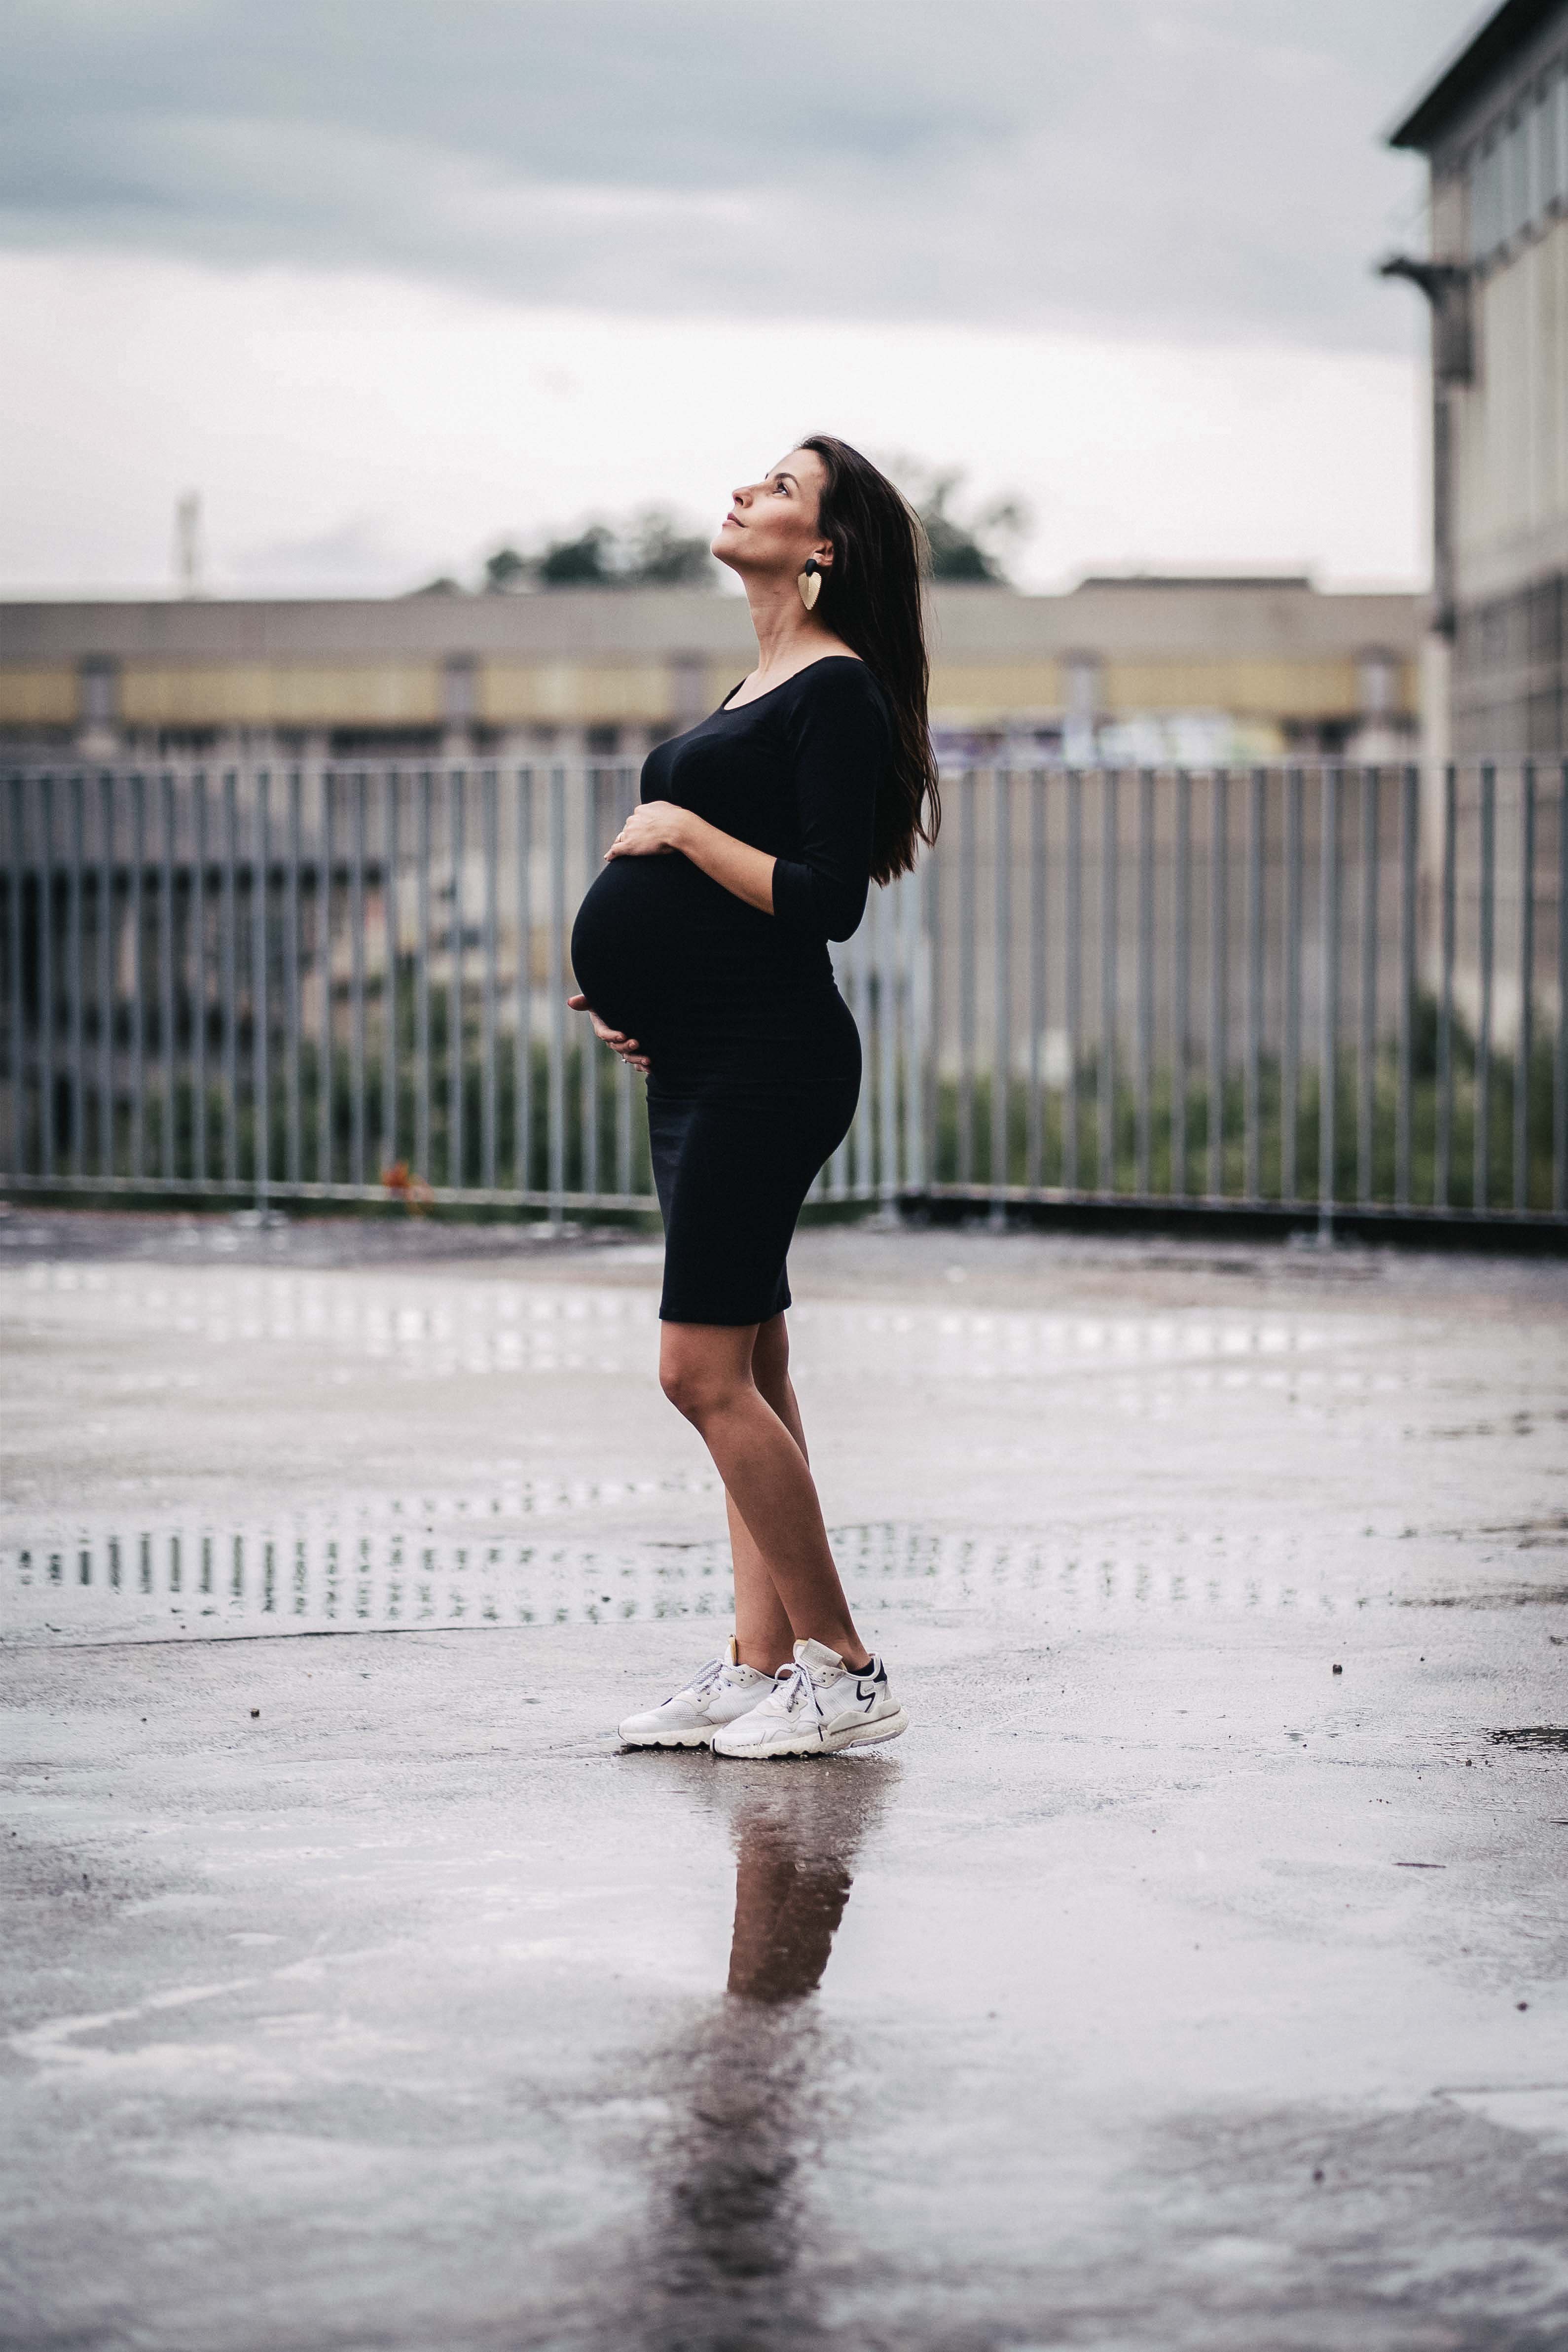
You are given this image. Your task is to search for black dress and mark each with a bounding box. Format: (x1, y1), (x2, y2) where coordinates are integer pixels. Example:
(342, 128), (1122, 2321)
(570, 656), (890, 1325)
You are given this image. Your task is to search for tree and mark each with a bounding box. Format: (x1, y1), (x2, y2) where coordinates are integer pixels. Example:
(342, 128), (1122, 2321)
(536, 525), (617, 586)
(912, 471), (1029, 584)
(480, 509), (718, 592)
(623, 507), (716, 585)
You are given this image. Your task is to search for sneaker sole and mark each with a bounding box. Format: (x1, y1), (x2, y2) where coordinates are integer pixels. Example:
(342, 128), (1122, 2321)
(617, 1725), (717, 1750)
(714, 1706), (909, 1761)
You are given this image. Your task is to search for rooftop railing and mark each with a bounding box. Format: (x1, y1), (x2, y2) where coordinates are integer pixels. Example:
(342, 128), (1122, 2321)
(3, 759), (1565, 1230)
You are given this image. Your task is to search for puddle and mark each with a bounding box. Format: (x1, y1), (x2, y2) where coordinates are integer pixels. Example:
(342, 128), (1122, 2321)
(6, 1510), (1367, 1645)
(1487, 1727), (1568, 1752)
(2, 1264), (1400, 1409)
(1402, 1589), (1568, 1610)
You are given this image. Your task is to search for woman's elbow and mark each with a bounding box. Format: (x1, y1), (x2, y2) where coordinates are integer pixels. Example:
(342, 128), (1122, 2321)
(825, 892), (869, 942)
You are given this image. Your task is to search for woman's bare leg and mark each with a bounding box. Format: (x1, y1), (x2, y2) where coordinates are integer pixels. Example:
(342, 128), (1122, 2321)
(727, 1315), (808, 1673)
(660, 1315), (869, 1672)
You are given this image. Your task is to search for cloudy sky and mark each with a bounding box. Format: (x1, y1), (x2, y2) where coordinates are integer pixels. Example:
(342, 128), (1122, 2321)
(1, 0), (1480, 596)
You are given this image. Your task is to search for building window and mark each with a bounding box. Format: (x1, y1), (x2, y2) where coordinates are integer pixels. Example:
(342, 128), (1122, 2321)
(1469, 65), (1568, 263)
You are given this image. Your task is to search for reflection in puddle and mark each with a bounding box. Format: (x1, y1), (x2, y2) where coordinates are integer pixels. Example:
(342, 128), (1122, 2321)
(6, 1264), (1411, 1417)
(7, 1508), (1374, 1643)
(639, 1766), (889, 2339)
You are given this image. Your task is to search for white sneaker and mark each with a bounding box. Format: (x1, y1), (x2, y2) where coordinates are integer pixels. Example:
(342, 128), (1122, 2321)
(711, 1639), (908, 1760)
(618, 1654), (775, 1750)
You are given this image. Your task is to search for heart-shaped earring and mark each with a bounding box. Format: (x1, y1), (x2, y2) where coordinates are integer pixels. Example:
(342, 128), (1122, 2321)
(798, 557), (823, 611)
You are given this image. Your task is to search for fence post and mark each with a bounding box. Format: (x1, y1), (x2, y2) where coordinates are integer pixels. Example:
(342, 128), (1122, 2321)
(547, 765), (567, 1222)
(1318, 764), (1341, 1241)
(1099, 768), (1118, 1196)
(253, 772), (271, 1213)
(1475, 762), (1495, 1212)
(992, 768), (1012, 1220)
(1516, 763), (1534, 1214)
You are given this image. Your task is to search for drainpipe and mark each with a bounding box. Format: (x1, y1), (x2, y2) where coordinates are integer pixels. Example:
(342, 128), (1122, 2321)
(1376, 256), (1472, 642)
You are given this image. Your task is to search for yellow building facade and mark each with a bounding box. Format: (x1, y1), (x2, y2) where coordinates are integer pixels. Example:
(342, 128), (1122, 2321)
(0, 578), (1421, 768)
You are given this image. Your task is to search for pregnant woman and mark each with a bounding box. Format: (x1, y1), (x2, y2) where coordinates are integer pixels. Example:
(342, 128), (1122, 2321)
(569, 434), (939, 1758)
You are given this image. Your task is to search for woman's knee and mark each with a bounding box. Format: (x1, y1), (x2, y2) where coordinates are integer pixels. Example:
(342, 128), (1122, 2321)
(658, 1338), (751, 1425)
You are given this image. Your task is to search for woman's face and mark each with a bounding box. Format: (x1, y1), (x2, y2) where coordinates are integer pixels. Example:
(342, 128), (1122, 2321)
(712, 448), (832, 584)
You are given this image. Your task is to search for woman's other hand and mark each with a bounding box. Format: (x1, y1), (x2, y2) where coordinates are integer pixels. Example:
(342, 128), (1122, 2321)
(605, 801), (689, 859)
(566, 994), (650, 1074)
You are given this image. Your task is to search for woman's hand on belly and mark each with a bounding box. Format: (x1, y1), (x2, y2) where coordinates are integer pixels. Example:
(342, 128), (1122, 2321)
(609, 800), (777, 919)
(606, 800), (689, 859)
(567, 994), (650, 1074)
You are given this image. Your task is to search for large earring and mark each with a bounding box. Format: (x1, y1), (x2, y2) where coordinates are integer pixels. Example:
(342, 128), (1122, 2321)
(798, 557), (823, 611)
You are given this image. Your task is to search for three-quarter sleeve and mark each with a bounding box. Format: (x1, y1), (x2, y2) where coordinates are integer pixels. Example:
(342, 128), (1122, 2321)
(769, 663), (889, 941)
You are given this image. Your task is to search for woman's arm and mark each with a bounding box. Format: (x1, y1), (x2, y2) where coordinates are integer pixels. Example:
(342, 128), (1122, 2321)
(604, 801), (775, 915)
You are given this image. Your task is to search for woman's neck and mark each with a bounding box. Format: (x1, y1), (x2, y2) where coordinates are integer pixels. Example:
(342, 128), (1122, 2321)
(741, 571), (839, 682)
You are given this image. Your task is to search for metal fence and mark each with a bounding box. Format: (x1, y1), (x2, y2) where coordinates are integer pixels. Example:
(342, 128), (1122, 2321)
(2, 759), (1565, 1228)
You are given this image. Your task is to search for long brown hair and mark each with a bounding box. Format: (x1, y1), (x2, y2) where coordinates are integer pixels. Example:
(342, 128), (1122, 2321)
(799, 434), (941, 882)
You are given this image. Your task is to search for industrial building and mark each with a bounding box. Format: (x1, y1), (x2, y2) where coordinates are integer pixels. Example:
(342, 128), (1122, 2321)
(1388, 0), (1568, 756)
(0, 577), (1420, 770)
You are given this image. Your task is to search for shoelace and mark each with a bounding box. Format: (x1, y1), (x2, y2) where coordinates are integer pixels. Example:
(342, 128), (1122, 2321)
(766, 1661), (824, 1723)
(674, 1656), (728, 1705)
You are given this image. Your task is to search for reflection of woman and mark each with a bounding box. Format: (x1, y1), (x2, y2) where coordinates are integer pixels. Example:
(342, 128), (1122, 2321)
(570, 437), (940, 1758)
(642, 1766), (890, 2318)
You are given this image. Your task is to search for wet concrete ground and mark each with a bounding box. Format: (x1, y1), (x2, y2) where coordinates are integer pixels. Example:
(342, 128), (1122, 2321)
(3, 1208), (1568, 2351)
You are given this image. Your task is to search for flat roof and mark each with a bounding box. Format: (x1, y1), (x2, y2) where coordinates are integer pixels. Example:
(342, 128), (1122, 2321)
(1387, 0), (1565, 150)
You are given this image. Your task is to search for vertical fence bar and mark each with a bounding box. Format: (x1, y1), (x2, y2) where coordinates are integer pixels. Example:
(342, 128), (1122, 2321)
(129, 772), (145, 1182)
(318, 772), (333, 1188)
(482, 766), (498, 1195)
(159, 774), (176, 1180)
(1396, 764), (1417, 1209)
(581, 768), (599, 1197)
(1027, 770), (1047, 1192)
(35, 779), (55, 1182)
(1514, 763), (1534, 1214)
(98, 775), (114, 1179)
(547, 766), (566, 1217)
(1282, 767), (1302, 1202)
(918, 857), (934, 1192)
(1557, 763), (1568, 1214)
(447, 768), (465, 1191)
(957, 770), (976, 1189)
(1318, 764), (1341, 1233)
(848, 916), (875, 1194)
(1207, 769), (1228, 1197)
(1099, 769), (1117, 1194)
(380, 770), (397, 1178)
(38, 778), (57, 1182)
(1064, 768), (1082, 1194)
(514, 769), (532, 1195)
(286, 770), (302, 1188)
(416, 773), (432, 1190)
(1244, 767), (1264, 1201)
(68, 776), (85, 1176)
(1171, 769), (1190, 1198)
(991, 769), (1012, 1212)
(1475, 762), (1495, 1212)
(1357, 767), (1379, 1208)
(252, 773), (271, 1209)
(349, 772), (366, 1191)
(1136, 769), (1154, 1196)
(190, 778), (206, 1185)
(221, 771), (238, 1186)
(614, 767), (636, 1199)
(1437, 764), (1457, 1209)
(7, 778), (24, 1174)
(878, 872), (899, 1207)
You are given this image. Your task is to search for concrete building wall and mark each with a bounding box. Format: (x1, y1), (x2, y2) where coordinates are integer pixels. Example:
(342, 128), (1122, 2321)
(1396, 0), (1568, 755)
(0, 580), (1423, 767)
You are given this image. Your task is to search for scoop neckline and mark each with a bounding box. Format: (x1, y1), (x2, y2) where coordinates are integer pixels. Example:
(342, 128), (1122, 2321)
(719, 652), (866, 714)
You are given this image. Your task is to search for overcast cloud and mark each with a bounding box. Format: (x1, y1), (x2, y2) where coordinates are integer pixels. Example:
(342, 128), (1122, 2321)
(4, 0), (1478, 351)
